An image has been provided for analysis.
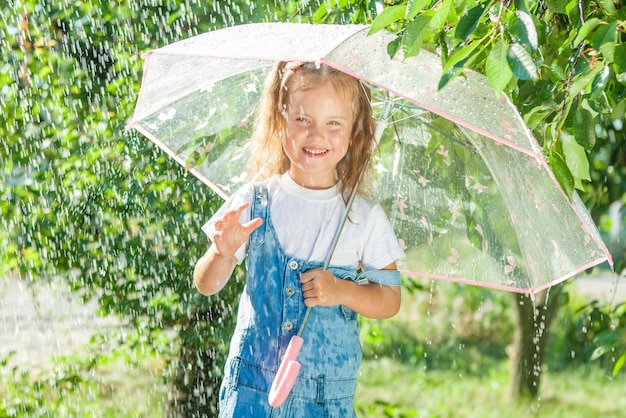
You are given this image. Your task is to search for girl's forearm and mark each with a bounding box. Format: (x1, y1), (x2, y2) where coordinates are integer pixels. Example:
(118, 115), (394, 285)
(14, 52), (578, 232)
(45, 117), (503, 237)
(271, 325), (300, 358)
(193, 245), (237, 295)
(341, 280), (401, 320)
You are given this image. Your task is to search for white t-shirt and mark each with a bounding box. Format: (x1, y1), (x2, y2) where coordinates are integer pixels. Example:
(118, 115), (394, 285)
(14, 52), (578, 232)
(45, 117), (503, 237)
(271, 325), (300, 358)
(202, 173), (405, 271)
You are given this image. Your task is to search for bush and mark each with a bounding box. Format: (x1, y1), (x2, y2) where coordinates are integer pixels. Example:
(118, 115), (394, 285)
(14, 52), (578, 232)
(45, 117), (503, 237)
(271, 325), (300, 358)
(361, 279), (515, 371)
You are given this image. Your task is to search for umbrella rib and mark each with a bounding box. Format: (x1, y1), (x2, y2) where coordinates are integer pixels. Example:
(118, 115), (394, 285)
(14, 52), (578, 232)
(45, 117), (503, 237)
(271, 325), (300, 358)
(369, 91), (478, 152)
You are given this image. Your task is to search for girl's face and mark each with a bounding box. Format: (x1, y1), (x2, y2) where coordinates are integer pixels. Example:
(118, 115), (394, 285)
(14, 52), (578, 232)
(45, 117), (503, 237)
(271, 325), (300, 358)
(283, 80), (354, 189)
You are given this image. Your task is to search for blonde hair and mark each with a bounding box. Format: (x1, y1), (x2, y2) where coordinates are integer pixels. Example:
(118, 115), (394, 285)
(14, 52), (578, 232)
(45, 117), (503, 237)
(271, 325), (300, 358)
(247, 61), (376, 200)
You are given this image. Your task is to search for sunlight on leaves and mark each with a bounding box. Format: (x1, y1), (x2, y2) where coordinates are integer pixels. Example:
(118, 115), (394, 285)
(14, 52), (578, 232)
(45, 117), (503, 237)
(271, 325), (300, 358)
(506, 43), (538, 80)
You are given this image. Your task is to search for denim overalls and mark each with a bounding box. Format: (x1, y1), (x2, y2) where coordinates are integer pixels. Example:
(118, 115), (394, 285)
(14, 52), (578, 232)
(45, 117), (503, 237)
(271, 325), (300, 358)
(218, 183), (367, 417)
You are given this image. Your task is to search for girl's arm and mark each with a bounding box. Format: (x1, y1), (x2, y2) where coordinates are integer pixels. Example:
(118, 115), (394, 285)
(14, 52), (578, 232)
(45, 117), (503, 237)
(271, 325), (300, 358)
(193, 245), (238, 295)
(300, 262), (401, 320)
(193, 201), (262, 295)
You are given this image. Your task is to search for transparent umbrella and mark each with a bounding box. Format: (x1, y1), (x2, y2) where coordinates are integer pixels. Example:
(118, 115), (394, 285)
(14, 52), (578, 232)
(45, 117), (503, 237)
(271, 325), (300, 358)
(127, 22), (613, 406)
(127, 22), (611, 296)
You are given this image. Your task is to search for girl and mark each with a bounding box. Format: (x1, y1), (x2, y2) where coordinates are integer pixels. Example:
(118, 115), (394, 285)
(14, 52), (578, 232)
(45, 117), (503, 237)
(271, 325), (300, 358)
(194, 61), (405, 417)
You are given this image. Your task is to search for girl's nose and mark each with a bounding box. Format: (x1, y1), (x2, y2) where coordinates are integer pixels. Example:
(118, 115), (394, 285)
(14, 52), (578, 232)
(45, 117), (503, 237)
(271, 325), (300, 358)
(307, 126), (321, 140)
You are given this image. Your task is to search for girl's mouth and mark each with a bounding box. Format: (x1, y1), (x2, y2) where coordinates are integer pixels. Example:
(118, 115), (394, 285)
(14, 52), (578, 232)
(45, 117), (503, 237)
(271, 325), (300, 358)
(303, 147), (329, 156)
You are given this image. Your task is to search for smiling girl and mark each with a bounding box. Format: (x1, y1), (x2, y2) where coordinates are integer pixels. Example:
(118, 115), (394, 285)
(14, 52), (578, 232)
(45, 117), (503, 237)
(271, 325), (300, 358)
(194, 62), (404, 417)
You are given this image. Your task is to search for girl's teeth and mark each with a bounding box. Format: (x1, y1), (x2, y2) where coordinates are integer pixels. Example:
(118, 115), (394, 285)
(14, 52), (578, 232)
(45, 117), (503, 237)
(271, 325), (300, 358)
(305, 148), (326, 155)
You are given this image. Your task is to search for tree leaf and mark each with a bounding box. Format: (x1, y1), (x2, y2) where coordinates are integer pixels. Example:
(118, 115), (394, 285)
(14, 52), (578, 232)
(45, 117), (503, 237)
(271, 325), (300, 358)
(589, 65), (610, 99)
(429, 0), (454, 31)
(548, 152), (575, 199)
(402, 12), (434, 57)
(569, 66), (601, 97)
(590, 345), (611, 361)
(510, 11), (538, 51)
(544, 0), (570, 14)
(486, 39), (513, 93)
(407, 0), (430, 20)
(548, 62), (568, 83)
(454, 2), (488, 45)
(598, 0), (617, 14)
(524, 105), (554, 131)
(614, 43), (626, 74)
(439, 63), (468, 91)
(613, 351), (626, 378)
(514, 0), (531, 13)
(562, 133), (591, 189)
(439, 40), (482, 89)
(564, 0), (581, 19)
(586, 92), (611, 114)
(369, 4), (407, 34)
(611, 98), (626, 121)
(573, 108), (596, 150)
(591, 20), (617, 63)
(442, 40), (483, 74)
(572, 18), (600, 47)
(387, 36), (402, 58)
(466, 216), (484, 250)
(506, 43), (538, 80)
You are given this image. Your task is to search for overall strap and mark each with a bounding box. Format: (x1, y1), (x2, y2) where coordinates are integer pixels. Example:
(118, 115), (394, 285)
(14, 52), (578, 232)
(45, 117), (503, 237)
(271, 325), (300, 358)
(249, 182), (269, 247)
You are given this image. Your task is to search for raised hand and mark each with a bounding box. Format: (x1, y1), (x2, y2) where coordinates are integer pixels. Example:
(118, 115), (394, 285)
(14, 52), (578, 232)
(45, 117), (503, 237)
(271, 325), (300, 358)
(194, 201), (263, 295)
(211, 201), (263, 259)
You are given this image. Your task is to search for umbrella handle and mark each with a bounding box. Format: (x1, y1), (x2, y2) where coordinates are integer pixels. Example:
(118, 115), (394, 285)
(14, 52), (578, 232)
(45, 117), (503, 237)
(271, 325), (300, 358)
(268, 335), (304, 408)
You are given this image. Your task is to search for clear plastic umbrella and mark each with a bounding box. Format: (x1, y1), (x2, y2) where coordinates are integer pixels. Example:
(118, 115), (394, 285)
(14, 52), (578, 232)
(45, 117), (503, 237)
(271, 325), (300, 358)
(127, 21), (613, 406)
(128, 22), (611, 296)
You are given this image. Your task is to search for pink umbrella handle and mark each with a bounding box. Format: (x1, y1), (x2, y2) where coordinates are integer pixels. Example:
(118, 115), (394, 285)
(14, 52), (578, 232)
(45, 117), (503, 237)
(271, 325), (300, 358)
(268, 335), (304, 408)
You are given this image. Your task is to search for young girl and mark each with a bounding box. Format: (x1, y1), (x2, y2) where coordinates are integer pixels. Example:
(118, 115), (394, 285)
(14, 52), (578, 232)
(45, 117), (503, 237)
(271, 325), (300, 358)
(194, 61), (405, 417)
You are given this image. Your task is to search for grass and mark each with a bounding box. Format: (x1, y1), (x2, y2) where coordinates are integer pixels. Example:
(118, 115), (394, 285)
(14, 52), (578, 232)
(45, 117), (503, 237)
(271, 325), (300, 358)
(3, 354), (622, 417)
(90, 356), (168, 416)
(356, 358), (625, 417)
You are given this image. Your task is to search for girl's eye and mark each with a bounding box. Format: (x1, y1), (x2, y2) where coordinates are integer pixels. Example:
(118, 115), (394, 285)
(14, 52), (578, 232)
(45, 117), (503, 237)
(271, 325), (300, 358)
(328, 121), (341, 126)
(295, 116), (309, 123)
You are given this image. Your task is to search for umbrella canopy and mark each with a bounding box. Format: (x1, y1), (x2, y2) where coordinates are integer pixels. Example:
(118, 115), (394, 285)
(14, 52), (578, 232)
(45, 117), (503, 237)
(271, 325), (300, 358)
(127, 22), (612, 297)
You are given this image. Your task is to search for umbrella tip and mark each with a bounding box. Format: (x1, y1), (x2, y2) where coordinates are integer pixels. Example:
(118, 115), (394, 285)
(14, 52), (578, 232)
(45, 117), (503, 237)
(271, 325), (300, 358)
(374, 120), (387, 143)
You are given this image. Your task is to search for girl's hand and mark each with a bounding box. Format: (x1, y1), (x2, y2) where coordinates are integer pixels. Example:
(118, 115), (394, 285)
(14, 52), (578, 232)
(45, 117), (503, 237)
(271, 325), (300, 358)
(211, 201), (262, 258)
(300, 263), (401, 319)
(300, 268), (345, 308)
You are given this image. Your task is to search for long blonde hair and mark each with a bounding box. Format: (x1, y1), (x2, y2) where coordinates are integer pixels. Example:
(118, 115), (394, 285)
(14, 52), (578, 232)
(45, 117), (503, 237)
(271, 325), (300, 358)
(247, 61), (376, 200)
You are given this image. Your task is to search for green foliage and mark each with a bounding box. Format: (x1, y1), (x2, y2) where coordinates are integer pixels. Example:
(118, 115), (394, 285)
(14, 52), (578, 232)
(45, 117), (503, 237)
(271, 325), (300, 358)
(361, 280), (514, 371)
(540, 283), (626, 377)
(355, 358), (626, 417)
(357, 282), (626, 416)
(569, 300), (626, 377)
(0, 3), (233, 361)
(371, 0), (626, 201)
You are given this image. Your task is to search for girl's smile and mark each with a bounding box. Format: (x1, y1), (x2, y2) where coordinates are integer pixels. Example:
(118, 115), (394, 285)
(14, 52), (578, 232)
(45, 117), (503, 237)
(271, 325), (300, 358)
(283, 80), (354, 189)
(303, 147), (328, 156)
